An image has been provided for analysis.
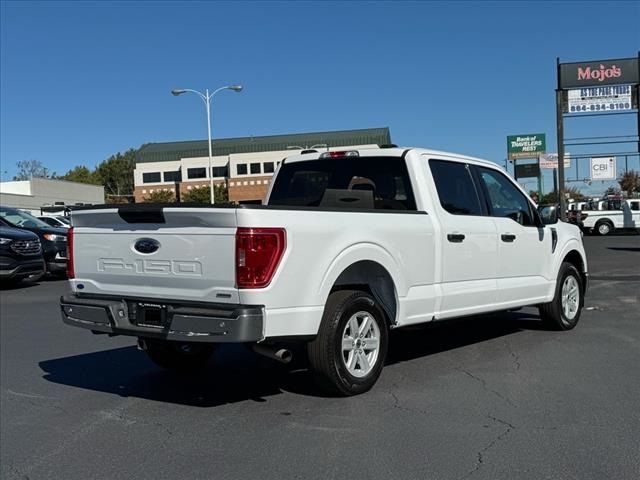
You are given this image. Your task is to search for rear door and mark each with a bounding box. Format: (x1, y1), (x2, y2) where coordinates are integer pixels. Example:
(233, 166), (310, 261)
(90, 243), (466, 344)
(427, 158), (498, 317)
(71, 206), (240, 303)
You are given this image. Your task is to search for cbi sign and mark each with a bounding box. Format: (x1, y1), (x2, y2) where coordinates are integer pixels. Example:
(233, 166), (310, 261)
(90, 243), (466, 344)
(590, 157), (616, 181)
(559, 58), (639, 88)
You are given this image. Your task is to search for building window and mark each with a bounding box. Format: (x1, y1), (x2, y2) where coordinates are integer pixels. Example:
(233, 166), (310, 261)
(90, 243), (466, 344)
(142, 172), (161, 183)
(264, 162), (275, 173)
(237, 164), (248, 175)
(212, 166), (229, 178)
(164, 170), (182, 182)
(187, 167), (207, 179)
(250, 163), (261, 174)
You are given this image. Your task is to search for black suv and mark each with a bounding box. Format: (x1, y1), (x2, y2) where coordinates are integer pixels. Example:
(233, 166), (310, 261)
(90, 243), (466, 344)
(0, 225), (45, 283)
(0, 206), (68, 275)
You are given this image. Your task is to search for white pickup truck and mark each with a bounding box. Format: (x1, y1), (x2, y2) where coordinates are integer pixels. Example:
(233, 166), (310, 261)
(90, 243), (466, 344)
(61, 147), (588, 395)
(580, 199), (640, 235)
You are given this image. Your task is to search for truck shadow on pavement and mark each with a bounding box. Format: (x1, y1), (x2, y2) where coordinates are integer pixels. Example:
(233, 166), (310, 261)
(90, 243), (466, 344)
(39, 311), (546, 406)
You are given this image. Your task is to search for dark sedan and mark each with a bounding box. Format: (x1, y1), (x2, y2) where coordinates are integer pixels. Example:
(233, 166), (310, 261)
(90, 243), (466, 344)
(0, 206), (68, 276)
(0, 225), (45, 283)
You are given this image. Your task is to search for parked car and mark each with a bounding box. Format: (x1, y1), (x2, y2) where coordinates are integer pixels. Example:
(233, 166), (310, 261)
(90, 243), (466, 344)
(60, 147), (588, 395)
(37, 216), (70, 229)
(0, 225), (45, 284)
(0, 206), (68, 275)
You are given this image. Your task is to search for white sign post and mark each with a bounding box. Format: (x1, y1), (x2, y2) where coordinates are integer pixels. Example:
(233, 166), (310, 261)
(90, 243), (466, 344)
(590, 157), (616, 180)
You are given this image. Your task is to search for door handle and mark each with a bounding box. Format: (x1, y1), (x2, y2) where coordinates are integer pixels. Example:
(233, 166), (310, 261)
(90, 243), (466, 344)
(447, 233), (465, 243)
(501, 233), (516, 242)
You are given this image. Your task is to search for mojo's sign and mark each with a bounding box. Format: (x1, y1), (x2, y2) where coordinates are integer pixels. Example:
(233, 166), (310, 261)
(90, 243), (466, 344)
(507, 133), (546, 160)
(559, 58), (639, 89)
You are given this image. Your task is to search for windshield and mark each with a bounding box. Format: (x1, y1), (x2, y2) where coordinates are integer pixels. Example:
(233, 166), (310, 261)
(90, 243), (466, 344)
(0, 207), (52, 228)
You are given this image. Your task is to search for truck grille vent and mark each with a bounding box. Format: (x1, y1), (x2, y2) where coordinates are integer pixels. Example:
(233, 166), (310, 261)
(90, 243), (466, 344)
(11, 239), (42, 256)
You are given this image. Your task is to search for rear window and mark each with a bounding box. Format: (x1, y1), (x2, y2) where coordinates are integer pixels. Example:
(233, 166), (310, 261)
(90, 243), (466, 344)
(268, 156), (416, 211)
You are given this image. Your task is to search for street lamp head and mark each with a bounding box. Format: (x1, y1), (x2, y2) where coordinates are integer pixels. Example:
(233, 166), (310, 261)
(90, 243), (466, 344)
(229, 85), (243, 92)
(171, 89), (186, 96)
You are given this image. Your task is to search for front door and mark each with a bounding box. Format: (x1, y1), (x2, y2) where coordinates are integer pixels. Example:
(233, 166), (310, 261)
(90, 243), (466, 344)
(474, 166), (550, 306)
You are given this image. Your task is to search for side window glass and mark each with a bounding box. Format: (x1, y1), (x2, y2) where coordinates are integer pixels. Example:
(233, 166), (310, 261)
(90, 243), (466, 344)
(429, 159), (482, 215)
(478, 167), (535, 226)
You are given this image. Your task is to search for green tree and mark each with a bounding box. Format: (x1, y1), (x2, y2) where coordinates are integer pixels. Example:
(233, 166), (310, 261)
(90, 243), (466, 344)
(143, 190), (175, 203)
(59, 166), (100, 185)
(13, 159), (53, 180)
(565, 185), (586, 201)
(603, 186), (621, 197)
(95, 149), (136, 197)
(540, 191), (558, 204)
(181, 184), (230, 204)
(618, 170), (640, 197)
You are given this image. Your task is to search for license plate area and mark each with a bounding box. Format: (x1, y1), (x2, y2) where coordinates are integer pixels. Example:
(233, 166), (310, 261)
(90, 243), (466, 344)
(134, 303), (167, 329)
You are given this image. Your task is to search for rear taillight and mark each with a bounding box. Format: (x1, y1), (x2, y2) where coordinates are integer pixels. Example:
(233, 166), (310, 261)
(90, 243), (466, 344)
(66, 227), (75, 279)
(235, 228), (286, 289)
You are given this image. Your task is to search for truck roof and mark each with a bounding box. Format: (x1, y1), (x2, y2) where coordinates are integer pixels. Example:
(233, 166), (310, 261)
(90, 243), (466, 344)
(283, 146), (501, 169)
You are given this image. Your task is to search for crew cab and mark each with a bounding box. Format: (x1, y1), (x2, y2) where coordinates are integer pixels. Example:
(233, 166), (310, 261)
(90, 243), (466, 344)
(60, 147), (588, 395)
(581, 199), (640, 235)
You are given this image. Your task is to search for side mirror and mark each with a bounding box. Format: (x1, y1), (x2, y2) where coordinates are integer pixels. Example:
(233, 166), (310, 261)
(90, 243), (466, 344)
(537, 204), (559, 225)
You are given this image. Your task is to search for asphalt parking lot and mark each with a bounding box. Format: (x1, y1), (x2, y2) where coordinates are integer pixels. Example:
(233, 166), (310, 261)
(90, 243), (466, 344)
(1, 234), (638, 480)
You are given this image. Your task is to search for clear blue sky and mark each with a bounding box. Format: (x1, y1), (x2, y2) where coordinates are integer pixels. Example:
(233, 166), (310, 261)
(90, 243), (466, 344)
(1, 1), (639, 196)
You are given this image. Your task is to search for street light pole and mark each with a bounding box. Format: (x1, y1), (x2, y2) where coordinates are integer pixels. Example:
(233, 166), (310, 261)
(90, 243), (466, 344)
(172, 85), (243, 204)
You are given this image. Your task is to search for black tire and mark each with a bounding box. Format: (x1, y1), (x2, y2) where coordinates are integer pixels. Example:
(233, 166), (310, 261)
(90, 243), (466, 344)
(141, 339), (215, 371)
(307, 290), (388, 396)
(539, 262), (584, 331)
(595, 220), (613, 236)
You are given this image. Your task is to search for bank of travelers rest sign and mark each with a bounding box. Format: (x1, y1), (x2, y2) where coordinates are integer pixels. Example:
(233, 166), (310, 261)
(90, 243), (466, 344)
(507, 134), (546, 160)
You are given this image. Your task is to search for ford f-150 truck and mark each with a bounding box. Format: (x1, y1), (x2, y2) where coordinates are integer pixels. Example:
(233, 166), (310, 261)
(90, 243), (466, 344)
(581, 199), (640, 235)
(61, 147), (588, 395)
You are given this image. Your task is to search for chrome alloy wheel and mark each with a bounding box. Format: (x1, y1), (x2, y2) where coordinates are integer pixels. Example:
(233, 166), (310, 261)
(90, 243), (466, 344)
(341, 311), (381, 378)
(562, 276), (580, 320)
(598, 223), (611, 235)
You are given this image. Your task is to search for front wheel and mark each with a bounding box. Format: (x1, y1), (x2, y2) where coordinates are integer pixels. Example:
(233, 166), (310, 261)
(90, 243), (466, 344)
(539, 262), (584, 330)
(307, 290), (388, 396)
(140, 339), (215, 371)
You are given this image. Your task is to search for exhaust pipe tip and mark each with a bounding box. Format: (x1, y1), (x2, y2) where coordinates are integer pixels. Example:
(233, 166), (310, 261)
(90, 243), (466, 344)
(252, 344), (293, 364)
(275, 348), (293, 364)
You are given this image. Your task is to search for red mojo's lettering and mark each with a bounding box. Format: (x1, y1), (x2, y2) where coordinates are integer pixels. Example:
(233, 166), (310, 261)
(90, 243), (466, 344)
(577, 64), (622, 82)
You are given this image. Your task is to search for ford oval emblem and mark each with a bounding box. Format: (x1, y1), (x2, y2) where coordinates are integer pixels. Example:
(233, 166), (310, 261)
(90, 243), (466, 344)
(134, 238), (160, 254)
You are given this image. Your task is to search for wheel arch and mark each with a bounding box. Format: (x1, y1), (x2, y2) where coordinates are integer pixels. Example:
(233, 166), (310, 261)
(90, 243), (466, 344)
(319, 244), (404, 326)
(330, 261), (398, 326)
(561, 249), (588, 289)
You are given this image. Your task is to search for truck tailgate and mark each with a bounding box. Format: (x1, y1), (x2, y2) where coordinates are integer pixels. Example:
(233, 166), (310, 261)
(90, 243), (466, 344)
(70, 207), (239, 304)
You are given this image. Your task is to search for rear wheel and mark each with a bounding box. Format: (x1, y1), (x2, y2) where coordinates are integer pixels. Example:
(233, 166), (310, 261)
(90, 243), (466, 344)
(140, 339), (215, 371)
(307, 290), (388, 396)
(539, 262), (583, 331)
(595, 220), (613, 236)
